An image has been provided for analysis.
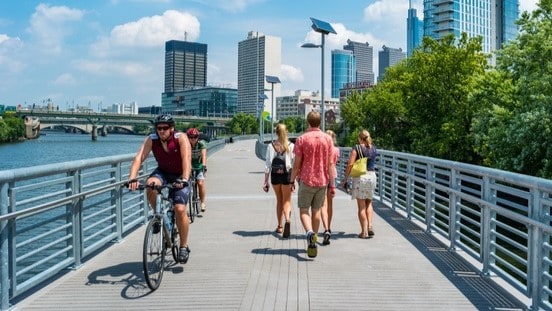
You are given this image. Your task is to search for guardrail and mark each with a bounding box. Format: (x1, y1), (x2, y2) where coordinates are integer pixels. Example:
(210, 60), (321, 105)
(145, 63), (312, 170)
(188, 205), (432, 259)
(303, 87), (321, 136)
(258, 139), (552, 309)
(336, 147), (552, 311)
(0, 139), (225, 310)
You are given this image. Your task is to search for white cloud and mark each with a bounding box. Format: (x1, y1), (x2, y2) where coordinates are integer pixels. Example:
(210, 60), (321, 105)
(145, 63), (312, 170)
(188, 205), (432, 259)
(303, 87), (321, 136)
(280, 64), (303, 83)
(54, 73), (76, 86)
(519, 0), (538, 13)
(109, 10), (201, 48)
(0, 35), (24, 73)
(28, 4), (85, 54)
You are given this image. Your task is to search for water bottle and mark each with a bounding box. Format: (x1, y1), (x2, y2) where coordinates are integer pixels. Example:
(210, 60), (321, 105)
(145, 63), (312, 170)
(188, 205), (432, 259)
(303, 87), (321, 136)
(165, 210), (174, 232)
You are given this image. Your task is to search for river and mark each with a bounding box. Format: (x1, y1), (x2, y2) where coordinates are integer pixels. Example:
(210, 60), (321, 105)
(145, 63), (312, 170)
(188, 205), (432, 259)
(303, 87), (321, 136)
(0, 130), (147, 171)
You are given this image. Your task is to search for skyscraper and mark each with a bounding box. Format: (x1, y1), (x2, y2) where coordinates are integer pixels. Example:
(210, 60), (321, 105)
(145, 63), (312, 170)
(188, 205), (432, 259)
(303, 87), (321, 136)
(378, 46), (406, 81)
(237, 31), (281, 116)
(407, 0), (423, 56)
(423, 0), (519, 54)
(164, 40), (207, 93)
(343, 40), (375, 85)
(331, 49), (355, 99)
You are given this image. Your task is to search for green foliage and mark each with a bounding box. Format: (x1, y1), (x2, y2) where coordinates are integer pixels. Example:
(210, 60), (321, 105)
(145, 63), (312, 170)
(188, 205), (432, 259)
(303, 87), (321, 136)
(227, 112), (258, 135)
(471, 0), (552, 178)
(0, 114), (25, 142)
(280, 116), (305, 134)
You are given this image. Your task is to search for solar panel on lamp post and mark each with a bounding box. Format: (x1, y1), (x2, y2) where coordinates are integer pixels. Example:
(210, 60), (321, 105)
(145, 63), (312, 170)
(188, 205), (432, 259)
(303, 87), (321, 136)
(301, 17), (336, 132)
(265, 75), (281, 141)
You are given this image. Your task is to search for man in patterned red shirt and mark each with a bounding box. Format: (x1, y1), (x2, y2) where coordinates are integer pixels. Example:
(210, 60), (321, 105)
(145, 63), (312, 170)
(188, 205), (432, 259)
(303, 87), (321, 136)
(290, 111), (336, 258)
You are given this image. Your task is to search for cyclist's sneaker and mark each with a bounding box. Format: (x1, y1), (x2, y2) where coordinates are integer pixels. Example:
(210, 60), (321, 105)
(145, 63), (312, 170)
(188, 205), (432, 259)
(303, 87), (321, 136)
(201, 202), (206, 212)
(306, 231), (317, 258)
(322, 230), (331, 245)
(179, 246), (191, 264)
(282, 221), (291, 238)
(152, 222), (160, 234)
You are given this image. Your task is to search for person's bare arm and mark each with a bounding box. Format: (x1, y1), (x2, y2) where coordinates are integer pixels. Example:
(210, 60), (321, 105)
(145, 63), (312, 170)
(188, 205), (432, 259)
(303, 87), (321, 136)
(179, 134), (192, 181)
(128, 136), (152, 190)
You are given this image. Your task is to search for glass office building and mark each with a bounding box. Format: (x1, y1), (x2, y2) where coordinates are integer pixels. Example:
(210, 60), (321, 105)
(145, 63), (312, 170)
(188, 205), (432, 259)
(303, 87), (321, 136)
(331, 50), (355, 99)
(161, 86), (237, 117)
(343, 40), (375, 85)
(164, 40), (207, 93)
(423, 0), (519, 54)
(407, 0), (424, 56)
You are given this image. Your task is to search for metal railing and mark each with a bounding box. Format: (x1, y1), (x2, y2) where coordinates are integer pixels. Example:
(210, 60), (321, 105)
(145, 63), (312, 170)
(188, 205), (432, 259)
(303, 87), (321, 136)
(334, 148), (551, 311)
(0, 139), (226, 310)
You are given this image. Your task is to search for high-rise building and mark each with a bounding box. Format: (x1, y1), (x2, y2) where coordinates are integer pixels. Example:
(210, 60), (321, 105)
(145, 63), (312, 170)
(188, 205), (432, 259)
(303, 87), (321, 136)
(378, 46), (406, 81)
(407, 0), (424, 56)
(164, 40), (207, 93)
(423, 0), (519, 54)
(331, 49), (355, 99)
(343, 40), (375, 85)
(237, 31), (281, 117)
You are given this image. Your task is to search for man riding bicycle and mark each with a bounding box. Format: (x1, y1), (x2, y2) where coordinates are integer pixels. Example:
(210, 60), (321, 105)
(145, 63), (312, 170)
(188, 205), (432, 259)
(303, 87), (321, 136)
(186, 128), (208, 212)
(128, 114), (193, 264)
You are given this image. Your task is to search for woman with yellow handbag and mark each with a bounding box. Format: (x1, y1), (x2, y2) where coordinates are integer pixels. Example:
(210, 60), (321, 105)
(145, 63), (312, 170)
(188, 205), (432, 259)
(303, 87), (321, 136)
(341, 129), (378, 239)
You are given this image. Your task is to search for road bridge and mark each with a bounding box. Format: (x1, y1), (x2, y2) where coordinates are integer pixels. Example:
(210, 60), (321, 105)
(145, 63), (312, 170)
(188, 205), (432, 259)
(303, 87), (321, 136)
(15, 110), (231, 140)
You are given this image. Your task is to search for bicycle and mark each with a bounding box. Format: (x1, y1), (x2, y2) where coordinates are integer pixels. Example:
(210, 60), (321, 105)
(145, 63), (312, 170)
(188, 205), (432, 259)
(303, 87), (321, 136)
(188, 169), (201, 223)
(126, 179), (186, 291)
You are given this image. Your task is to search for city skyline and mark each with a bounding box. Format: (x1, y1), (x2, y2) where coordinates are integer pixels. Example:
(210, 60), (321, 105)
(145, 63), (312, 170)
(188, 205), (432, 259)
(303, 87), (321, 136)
(0, 0), (539, 110)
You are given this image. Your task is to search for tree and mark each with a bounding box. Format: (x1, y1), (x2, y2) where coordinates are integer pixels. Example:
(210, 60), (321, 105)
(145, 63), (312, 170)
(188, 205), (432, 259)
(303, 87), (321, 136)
(227, 113), (258, 135)
(472, 0), (552, 178)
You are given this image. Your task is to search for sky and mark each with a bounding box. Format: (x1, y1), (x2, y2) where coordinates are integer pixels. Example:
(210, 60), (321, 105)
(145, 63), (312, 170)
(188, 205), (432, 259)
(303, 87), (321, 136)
(0, 0), (540, 110)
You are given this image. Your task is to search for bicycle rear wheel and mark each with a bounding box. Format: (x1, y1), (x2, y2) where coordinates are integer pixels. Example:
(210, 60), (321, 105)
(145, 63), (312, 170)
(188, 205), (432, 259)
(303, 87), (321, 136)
(143, 217), (165, 291)
(188, 182), (196, 223)
(192, 181), (200, 216)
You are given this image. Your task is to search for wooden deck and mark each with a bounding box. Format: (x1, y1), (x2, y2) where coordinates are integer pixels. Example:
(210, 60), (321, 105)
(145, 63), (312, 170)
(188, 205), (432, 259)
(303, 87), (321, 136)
(13, 139), (528, 310)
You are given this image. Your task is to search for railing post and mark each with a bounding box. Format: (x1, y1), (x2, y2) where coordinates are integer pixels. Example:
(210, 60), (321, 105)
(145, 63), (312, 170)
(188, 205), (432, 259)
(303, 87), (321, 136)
(406, 158), (413, 219)
(481, 176), (491, 275)
(68, 169), (83, 269)
(448, 169), (458, 251)
(424, 163), (433, 232)
(528, 189), (543, 310)
(113, 162), (123, 242)
(0, 182), (10, 310)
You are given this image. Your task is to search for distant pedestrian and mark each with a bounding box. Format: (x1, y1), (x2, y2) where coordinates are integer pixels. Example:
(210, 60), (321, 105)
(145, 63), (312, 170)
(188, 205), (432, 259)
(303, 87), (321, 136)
(290, 111), (336, 258)
(341, 129), (377, 239)
(321, 129), (340, 245)
(263, 123), (294, 238)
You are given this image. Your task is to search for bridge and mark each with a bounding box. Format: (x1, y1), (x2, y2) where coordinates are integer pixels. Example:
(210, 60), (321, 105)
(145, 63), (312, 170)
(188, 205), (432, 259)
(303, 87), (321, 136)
(15, 110), (232, 140)
(1, 137), (551, 310)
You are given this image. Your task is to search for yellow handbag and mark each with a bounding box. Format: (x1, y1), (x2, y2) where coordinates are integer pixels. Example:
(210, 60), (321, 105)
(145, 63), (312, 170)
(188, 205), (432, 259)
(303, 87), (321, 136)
(350, 145), (367, 177)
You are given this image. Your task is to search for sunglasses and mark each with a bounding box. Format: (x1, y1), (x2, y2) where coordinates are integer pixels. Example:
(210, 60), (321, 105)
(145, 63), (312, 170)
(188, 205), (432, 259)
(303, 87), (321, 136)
(188, 136), (198, 139)
(156, 126), (171, 131)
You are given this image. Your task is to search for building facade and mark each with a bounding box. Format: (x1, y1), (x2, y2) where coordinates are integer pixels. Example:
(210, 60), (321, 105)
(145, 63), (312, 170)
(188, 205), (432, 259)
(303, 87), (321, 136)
(423, 0), (519, 54)
(331, 49), (355, 99)
(237, 31), (281, 117)
(164, 40), (207, 93)
(161, 86), (237, 117)
(343, 39), (375, 85)
(276, 90), (340, 124)
(378, 46), (406, 81)
(407, 0), (424, 56)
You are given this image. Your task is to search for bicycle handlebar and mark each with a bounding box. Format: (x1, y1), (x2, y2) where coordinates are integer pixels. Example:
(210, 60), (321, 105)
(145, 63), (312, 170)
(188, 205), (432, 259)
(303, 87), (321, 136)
(124, 179), (188, 192)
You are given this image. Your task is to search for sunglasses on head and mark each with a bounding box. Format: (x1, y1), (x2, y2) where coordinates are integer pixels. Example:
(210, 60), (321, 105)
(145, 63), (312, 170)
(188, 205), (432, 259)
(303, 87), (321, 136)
(156, 126), (171, 131)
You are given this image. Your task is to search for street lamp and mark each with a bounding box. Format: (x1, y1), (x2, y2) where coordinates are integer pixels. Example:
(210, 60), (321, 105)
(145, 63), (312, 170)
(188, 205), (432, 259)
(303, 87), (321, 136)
(265, 75), (281, 141)
(258, 93), (268, 142)
(301, 17), (336, 131)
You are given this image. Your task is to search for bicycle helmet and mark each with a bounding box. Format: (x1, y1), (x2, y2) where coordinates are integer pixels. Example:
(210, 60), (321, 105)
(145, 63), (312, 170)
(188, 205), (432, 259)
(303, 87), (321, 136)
(186, 128), (200, 138)
(153, 114), (175, 126)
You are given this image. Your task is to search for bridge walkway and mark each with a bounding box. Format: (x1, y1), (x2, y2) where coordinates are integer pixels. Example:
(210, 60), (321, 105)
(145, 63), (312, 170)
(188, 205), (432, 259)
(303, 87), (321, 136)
(14, 139), (527, 310)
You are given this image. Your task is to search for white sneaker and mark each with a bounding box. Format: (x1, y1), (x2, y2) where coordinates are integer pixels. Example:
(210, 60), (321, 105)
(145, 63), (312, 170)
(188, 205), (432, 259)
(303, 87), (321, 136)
(201, 202), (206, 212)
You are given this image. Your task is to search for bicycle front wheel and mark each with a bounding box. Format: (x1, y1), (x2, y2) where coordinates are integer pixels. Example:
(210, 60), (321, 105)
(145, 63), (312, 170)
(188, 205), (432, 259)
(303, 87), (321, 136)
(143, 217), (165, 291)
(171, 222), (180, 262)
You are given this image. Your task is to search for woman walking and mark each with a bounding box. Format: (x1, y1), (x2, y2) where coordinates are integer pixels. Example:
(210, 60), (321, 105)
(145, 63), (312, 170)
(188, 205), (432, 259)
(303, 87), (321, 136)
(341, 130), (377, 239)
(263, 123), (294, 238)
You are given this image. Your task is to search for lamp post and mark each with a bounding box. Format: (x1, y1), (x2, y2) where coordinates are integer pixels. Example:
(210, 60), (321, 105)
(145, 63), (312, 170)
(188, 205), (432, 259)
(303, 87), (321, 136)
(258, 93), (268, 142)
(301, 17), (336, 131)
(265, 75), (281, 141)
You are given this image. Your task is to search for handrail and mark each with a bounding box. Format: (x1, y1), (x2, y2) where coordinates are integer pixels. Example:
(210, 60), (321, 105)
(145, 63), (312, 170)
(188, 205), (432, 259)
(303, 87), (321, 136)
(0, 138), (226, 310)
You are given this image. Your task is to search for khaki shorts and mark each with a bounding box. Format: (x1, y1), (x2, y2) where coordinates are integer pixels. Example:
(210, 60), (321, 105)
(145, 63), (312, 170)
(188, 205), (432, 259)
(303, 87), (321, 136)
(297, 182), (327, 210)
